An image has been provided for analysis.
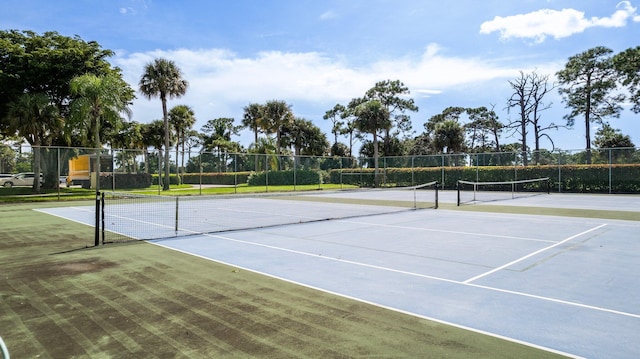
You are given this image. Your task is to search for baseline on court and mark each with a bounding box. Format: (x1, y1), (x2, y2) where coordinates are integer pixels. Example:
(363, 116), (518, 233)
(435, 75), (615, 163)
(38, 200), (640, 359)
(149, 209), (640, 359)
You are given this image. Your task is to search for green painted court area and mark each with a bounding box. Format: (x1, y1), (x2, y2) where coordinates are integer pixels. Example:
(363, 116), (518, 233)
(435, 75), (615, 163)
(0, 201), (571, 359)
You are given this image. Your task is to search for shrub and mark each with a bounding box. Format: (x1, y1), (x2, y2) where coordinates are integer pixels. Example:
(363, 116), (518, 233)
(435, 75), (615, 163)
(328, 164), (640, 193)
(102, 173), (152, 189)
(247, 170), (321, 186)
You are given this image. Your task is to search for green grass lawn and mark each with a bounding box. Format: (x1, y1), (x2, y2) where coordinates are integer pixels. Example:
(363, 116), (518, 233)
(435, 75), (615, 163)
(0, 201), (569, 358)
(0, 183), (356, 203)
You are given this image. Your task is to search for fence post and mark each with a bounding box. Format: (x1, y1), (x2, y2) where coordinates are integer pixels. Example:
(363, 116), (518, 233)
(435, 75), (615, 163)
(234, 153), (238, 194)
(441, 154), (445, 188)
(265, 154), (269, 192)
(94, 191), (101, 246)
(609, 149), (612, 194)
(57, 147), (61, 201)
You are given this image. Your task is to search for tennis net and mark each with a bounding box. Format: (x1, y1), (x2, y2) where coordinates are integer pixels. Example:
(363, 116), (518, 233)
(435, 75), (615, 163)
(99, 182), (439, 243)
(456, 177), (550, 206)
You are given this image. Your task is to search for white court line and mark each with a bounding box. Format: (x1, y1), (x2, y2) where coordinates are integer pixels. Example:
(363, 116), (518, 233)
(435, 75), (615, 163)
(189, 227), (640, 320)
(149, 240), (585, 359)
(339, 218), (556, 243)
(42, 207), (637, 320)
(463, 223), (608, 284)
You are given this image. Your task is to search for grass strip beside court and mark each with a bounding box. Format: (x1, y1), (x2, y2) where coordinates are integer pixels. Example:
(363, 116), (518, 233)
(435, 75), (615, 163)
(444, 203), (640, 221)
(0, 201), (569, 358)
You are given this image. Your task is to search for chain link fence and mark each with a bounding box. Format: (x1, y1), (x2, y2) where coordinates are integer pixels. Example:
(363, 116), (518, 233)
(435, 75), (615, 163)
(1, 145), (639, 195)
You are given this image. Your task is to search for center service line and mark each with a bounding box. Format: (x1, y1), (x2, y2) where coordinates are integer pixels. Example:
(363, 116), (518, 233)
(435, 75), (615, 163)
(463, 223), (608, 284)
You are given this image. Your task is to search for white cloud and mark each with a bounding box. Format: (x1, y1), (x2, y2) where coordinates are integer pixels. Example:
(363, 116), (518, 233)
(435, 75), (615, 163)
(480, 1), (639, 42)
(119, 0), (148, 15)
(112, 43), (557, 143)
(319, 10), (338, 20)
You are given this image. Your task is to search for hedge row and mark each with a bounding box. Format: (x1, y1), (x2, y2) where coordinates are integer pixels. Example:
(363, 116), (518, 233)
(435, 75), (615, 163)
(101, 173), (152, 189)
(144, 164), (640, 193)
(181, 172), (251, 185)
(150, 170), (321, 186)
(151, 172), (251, 186)
(247, 169), (322, 186)
(329, 164), (640, 193)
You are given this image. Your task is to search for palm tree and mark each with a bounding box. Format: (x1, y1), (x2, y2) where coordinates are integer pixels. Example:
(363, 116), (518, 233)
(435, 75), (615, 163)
(141, 120), (167, 179)
(6, 92), (60, 192)
(68, 73), (134, 148)
(355, 100), (391, 187)
(242, 103), (264, 146)
(139, 58), (188, 190)
(168, 105), (196, 182)
(68, 73), (133, 191)
(248, 137), (277, 171)
(201, 117), (242, 172)
(261, 100), (293, 156)
(110, 121), (144, 173)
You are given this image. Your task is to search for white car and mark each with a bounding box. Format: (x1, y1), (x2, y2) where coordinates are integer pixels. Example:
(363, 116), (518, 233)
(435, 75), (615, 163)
(0, 173), (43, 188)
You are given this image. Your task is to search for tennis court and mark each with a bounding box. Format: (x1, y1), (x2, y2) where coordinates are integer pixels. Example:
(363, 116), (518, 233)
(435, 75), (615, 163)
(38, 188), (640, 359)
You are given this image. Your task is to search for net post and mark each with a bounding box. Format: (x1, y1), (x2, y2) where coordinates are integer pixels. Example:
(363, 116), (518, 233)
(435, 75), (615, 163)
(435, 181), (439, 209)
(94, 191), (101, 246)
(456, 180), (461, 206)
(101, 192), (105, 245)
(547, 178), (550, 194)
(413, 186), (417, 210)
(175, 196), (179, 235)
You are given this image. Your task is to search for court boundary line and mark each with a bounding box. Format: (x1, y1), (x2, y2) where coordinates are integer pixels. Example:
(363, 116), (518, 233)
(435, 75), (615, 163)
(34, 207), (96, 228)
(463, 224), (608, 284)
(149, 240), (586, 359)
(339, 218), (555, 243)
(196, 228), (640, 320)
(36, 205), (636, 358)
(37, 207), (640, 319)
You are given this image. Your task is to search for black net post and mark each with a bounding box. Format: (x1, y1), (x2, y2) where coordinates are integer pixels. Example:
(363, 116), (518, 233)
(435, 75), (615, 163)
(94, 191), (101, 246)
(101, 192), (105, 245)
(456, 180), (461, 206)
(435, 181), (439, 209)
(175, 196), (179, 235)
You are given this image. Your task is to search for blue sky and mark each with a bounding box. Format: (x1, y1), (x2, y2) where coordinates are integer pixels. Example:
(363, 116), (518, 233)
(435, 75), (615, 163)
(2, 0), (639, 152)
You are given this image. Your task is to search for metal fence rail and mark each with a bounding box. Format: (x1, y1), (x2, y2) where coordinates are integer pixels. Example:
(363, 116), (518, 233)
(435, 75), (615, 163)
(2, 145), (639, 194)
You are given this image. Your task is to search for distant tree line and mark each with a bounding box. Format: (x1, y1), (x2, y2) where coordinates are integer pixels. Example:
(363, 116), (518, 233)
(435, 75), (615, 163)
(1, 30), (638, 191)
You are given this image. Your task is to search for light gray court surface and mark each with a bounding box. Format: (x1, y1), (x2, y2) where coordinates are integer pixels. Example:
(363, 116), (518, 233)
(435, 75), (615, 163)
(38, 192), (640, 359)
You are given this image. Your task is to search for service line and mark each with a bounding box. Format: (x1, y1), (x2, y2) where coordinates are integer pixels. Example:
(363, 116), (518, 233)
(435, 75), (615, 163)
(462, 223), (608, 284)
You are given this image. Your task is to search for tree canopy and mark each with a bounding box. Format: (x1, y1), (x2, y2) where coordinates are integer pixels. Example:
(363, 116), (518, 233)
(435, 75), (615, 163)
(613, 46), (640, 114)
(354, 100), (391, 186)
(556, 46), (624, 163)
(67, 73), (134, 148)
(2, 30), (639, 188)
(0, 29), (117, 140)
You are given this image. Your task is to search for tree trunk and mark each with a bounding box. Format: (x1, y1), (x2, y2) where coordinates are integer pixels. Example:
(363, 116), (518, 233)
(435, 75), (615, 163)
(180, 133), (186, 181)
(585, 90), (592, 164)
(175, 130), (181, 185)
(162, 98), (170, 190)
